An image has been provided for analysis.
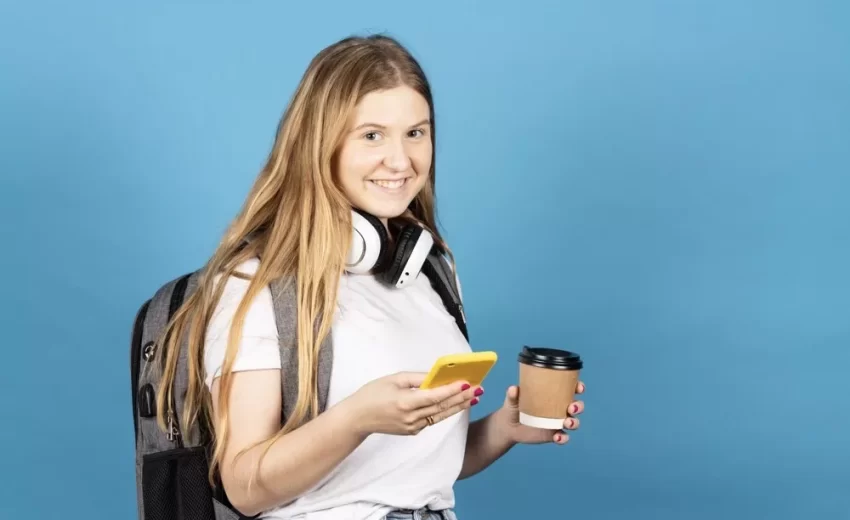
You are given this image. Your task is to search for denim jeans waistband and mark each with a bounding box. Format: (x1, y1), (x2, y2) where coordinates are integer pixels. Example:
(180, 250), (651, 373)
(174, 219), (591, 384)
(384, 508), (457, 520)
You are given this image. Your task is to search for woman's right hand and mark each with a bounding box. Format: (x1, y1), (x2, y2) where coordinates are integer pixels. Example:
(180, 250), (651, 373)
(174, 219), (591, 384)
(343, 372), (480, 437)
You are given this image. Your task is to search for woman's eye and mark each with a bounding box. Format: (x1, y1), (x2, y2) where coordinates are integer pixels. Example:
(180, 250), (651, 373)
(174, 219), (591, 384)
(409, 129), (425, 138)
(364, 131), (382, 141)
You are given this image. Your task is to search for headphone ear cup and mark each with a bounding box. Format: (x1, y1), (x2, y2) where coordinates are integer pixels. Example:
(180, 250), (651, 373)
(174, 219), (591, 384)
(381, 225), (434, 288)
(347, 209), (389, 274)
(381, 226), (419, 286)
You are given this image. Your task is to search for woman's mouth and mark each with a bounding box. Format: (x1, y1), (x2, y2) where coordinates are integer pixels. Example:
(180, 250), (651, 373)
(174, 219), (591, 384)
(369, 178), (408, 191)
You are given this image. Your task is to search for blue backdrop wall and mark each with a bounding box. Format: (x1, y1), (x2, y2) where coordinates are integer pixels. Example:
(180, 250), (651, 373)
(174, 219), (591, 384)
(1, 1), (848, 519)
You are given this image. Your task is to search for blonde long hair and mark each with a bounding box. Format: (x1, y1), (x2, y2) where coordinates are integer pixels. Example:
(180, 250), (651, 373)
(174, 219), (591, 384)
(154, 34), (447, 482)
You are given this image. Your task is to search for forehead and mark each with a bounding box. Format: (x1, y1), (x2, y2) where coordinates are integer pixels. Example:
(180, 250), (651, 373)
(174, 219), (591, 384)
(351, 86), (430, 126)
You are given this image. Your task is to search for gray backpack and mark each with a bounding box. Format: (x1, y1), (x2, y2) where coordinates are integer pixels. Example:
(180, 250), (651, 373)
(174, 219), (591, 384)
(130, 252), (468, 520)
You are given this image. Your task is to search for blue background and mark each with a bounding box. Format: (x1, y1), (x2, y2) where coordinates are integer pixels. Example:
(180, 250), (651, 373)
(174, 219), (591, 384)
(1, 1), (848, 519)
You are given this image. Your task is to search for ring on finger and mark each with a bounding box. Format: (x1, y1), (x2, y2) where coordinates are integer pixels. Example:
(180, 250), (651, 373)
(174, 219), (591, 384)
(425, 415), (435, 426)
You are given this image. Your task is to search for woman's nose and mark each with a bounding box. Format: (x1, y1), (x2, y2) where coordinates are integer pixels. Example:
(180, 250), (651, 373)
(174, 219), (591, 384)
(382, 139), (412, 172)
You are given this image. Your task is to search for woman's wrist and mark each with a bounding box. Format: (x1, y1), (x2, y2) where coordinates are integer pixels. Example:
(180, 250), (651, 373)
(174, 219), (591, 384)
(487, 407), (519, 448)
(332, 393), (373, 440)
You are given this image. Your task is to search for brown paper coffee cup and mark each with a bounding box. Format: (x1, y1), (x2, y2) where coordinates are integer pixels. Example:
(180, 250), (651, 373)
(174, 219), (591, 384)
(517, 346), (583, 429)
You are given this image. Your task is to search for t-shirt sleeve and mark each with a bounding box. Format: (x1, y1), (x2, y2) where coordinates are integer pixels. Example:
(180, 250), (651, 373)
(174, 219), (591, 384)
(203, 260), (281, 388)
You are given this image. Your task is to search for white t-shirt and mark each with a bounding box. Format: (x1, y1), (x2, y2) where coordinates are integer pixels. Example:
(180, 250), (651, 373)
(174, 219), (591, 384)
(204, 258), (472, 520)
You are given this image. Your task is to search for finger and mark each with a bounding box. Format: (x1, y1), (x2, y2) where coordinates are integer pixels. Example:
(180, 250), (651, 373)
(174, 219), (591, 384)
(416, 394), (477, 430)
(391, 371), (430, 389)
(408, 380), (471, 409)
(568, 400), (585, 416)
(576, 381), (586, 394)
(553, 432), (570, 445)
(504, 385), (519, 408)
(564, 417), (580, 430)
(414, 384), (479, 421)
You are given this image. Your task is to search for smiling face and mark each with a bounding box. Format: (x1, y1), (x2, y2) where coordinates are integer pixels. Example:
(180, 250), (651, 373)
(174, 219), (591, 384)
(335, 85), (433, 223)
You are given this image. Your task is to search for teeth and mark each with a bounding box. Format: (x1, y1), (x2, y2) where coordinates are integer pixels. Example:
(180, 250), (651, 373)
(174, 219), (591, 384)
(371, 179), (406, 189)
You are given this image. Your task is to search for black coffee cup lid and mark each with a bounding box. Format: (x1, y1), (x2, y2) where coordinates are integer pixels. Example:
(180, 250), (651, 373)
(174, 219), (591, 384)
(518, 346), (583, 370)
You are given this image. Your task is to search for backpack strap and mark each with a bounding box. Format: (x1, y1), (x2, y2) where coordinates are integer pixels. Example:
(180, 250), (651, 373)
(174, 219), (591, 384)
(423, 252), (469, 341)
(268, 277), (334, 422)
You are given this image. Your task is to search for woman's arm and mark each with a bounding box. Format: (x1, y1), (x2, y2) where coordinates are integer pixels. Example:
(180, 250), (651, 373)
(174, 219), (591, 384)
(212, 369), (366, 516)
(458, 410), (515, 480)
(213, 369), (477, 516)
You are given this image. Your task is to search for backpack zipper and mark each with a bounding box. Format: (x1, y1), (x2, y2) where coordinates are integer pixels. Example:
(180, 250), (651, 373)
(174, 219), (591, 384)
(166, 409), (181, 443)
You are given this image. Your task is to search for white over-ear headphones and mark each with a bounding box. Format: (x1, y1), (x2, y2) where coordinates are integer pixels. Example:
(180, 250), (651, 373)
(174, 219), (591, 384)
(345, 208), (435, 289)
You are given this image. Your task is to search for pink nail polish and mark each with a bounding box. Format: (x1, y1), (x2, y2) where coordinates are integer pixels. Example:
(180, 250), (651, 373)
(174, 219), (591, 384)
(474, 387), (484, 397)
(461, 384), (470, 391)
(470, 398), (479, 406)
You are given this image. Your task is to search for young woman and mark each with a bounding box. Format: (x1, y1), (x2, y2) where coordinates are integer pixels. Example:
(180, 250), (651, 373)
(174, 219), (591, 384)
(155, 34), (586, 520)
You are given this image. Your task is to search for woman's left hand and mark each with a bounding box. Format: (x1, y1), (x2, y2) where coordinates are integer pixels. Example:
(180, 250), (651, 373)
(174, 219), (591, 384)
(494, 381), (585, 445)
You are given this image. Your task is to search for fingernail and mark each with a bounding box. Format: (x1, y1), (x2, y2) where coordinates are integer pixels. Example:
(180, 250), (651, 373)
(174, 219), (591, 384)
(474, 387), (484, 397)
(555, 434), (563, 442)
(471, 398), (479, 406)
(461, 384), (470, 391)
(569, 419), (576, 428)
(571, 404), (579, 414)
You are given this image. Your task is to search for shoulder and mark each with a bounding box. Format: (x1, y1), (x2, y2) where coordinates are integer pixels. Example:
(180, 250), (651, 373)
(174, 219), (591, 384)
(203, 258), (280, 387)
(208, 258), (274, 335)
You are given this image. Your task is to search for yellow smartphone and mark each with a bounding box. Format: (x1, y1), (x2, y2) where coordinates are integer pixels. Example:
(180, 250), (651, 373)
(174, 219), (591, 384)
(419, 351), (498, 389)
